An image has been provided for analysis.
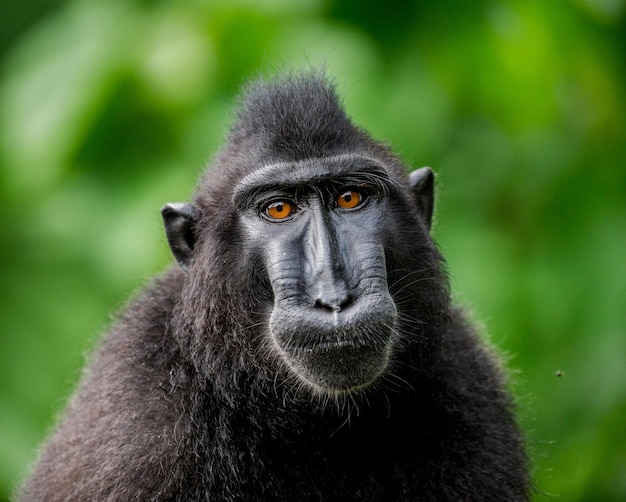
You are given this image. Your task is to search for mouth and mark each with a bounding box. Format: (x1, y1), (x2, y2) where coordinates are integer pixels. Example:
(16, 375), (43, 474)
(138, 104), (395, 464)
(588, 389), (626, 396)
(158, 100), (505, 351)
(281, 339), (393, 393)
(269, 297), (397, 393)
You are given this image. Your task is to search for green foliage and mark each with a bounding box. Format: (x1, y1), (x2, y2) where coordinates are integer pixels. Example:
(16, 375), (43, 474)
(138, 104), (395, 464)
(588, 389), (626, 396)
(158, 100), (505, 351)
(1, 0), (624, 500)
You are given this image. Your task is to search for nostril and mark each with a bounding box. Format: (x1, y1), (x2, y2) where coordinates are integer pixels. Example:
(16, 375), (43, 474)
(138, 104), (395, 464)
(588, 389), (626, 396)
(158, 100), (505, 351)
(339, 294), (353, 310)
(314, 299), (333, 312)
(314, 294), (353, 312)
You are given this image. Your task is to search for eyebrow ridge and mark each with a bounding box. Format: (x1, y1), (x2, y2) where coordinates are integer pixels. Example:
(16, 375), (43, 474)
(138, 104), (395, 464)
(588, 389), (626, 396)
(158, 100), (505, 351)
(233, 154), (392, 208)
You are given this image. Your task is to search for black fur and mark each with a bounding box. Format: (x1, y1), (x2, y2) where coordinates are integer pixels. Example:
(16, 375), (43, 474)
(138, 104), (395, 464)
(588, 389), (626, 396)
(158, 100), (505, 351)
(20, 73), (530, 501)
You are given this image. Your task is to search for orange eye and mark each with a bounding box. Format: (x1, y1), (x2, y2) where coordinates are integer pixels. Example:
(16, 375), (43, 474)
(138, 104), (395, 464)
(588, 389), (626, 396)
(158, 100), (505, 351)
(336, 190), (363, 209)
(265, 200), (295, 220)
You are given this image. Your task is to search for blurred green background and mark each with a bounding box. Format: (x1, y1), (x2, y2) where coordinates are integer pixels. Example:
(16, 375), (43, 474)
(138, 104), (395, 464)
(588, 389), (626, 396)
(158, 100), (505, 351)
(1, 0), (624, 500)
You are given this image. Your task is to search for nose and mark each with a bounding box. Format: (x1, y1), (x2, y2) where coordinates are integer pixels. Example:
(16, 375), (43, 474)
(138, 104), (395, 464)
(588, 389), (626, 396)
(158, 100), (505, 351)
(306, 205), (353, 312)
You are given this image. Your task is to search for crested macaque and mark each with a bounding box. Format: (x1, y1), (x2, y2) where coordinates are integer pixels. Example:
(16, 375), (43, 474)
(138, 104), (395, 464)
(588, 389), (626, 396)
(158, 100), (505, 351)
(20, 74), (529, 501)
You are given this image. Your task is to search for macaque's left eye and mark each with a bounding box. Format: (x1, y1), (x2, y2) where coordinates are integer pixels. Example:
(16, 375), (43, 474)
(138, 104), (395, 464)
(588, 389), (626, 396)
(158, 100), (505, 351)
(336, 189), (364, 210)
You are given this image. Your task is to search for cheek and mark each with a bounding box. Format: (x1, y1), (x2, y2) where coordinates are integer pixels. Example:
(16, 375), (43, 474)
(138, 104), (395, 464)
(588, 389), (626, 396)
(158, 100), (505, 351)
(336, 206), (389, 250)
(263, 249), (306, 303)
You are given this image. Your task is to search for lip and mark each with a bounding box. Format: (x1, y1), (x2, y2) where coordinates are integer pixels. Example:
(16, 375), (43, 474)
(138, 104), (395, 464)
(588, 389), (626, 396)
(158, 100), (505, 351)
(278, 339), (394, 392)
(277, 325), (393, 355)
(270, 295), (397, 348)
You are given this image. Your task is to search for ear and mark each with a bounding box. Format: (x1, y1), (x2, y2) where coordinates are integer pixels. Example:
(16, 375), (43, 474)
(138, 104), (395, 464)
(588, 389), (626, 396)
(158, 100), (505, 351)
(409, 167), (435, 230)
(161, 203), (203, 271)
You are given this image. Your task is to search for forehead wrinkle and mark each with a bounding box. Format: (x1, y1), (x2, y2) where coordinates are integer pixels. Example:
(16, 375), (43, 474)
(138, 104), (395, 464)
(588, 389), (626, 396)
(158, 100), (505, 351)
(233, 154), (390, 206)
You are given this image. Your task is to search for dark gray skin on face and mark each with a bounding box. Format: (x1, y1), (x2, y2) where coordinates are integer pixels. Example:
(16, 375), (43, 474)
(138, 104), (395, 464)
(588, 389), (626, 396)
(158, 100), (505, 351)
(20, 74), (529, 501)
(236, 156), (398, 392)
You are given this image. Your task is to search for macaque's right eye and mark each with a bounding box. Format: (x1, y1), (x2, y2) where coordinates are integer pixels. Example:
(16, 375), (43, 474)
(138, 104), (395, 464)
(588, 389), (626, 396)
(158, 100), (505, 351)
(264, 200), (296, 221)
